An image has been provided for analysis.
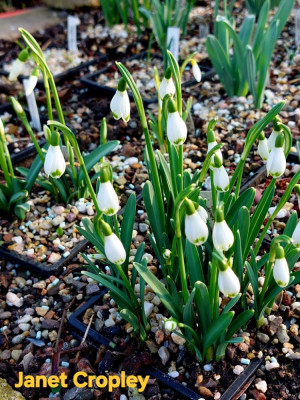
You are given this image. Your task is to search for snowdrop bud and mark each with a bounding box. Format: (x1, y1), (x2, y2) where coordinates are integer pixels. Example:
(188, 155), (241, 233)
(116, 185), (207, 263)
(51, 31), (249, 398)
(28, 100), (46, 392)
(8, 48), (28, 81)
(164, 319), (178, 332)
(213, 209), (234, 251)
(110, 78), (130, 122)
(101, 220), (126, 265)
(292, 220), (300, 248)
(158, 67), (175, 99)
(163, 249), (172, 260)
(207, 128), (222, 167)
(266, 134), (286, 178)
(218, 266), (240, 298)
(184, 199), (208, 246)
(44, 131), (66, 179)
(257, 131), (269, 161)
(273, 245), (290, 288)
(10, 96), (25, 117)
(167, 99), (187, 145)
(195, 203), (208, 222)
(213, 155), (229, 192)
(191, 59), (201, 82)
(97, 164), (119, 216)
(25, 67), (39, 96)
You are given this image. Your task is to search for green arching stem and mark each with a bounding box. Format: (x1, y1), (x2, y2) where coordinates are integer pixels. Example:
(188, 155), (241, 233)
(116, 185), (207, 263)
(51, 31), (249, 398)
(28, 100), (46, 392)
(254, 171), (300, 255)
(210, 169), (217, 213)
(20, 116), (45, 162)
(116, 62), (166, 230)
(259, 243), (277, 307)
(0, 141), (12, 189)
(41, 65), (53, 129)
(1, 134), (14, 179)
(175, 200), (189, 303)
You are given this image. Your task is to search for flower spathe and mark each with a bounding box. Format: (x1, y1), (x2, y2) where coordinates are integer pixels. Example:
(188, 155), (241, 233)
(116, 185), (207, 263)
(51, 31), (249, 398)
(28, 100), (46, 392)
(97, 181), (119, 216)
(167, 100), (187, 145)
(266, 134), (286, 178)
(258, 134), (269, 161)
(159, 77), (176, 99)
(273, 246), (290, 288)
(197, 205), (208, 222)
(44, 145), (66, 179)
(25, 68), (39, 96)
(292, 220), (300, 248)
(213, 209), (234, 251)
(191, 59), (201, 82)
(104, 233), (126, 265)
(110, 78), (130, 122)
(208, 141), (223, 165)
(185, 211), (208, 246)
(218, 267), (240, 298)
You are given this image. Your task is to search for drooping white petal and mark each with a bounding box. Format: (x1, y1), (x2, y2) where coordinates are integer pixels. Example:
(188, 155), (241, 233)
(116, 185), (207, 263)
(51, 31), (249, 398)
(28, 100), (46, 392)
(218, 267), (240, 298)
(192, 63), (201, 82)
(208, 141), (222, 166)
(197, 205), (208, 222)
(164, 320), (177, 332)
(97, 181), (119, 216)
(273, 257), (290, 288)
(292, 220), (300, 248)
(44, 145), (66, 179)
(110, 90), (130, 122)
(104, 233), (126, 265)
(158, 77), (175, 99)
(214, 166), (229, 191)
(167, 112), (187, 145)
(8, 59), (24, 81)
(267, 130), (279, 152)
(185, 211), (208, 246)
(213, 220), (234, 251)
(258, 138), (269, 161)
(25, 75), (38, 96)
(266, 147), (286, 178)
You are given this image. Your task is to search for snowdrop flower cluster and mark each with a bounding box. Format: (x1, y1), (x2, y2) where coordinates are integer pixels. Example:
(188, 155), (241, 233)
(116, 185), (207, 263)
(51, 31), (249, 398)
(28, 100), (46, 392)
(44, 131), (66, 179)
(167, 99), (187, 145)
(184, 199), (208, 246)
(273, 245), (290, 288)
(110, 77), (130, 122)
(101, 220), (126, 265)
(158, 67), (176, 99)
(266, 133), (286, 178)
(8, 49), (28, 81)
(97, 163), (120, 216)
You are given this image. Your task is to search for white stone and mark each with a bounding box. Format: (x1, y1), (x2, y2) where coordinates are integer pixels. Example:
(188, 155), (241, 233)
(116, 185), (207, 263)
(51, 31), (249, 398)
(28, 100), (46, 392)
(6, 292), (23, 307)
(171, 331), (186, 345)
(104, 317), (115, 327)
(233, 365), (244, 375)
(144, 302), (154, 318)
(255, 380), (267, 393)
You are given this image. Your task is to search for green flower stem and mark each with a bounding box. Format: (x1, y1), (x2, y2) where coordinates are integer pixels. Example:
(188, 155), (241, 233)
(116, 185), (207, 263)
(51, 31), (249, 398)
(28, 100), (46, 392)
(41, 66), (53, 129)
(169, 142), (178, 198)
(0, 141), (12, 188)
(179, 322), (200, 344)
(48, 121), (100, 215)
(20, 116), (45, 162)
(259, 244), (277, 307)
(178, 144), (183, 192)
(116, 62), (166, 230)
(1, 135), (14, 179)
(179, 52), (197, 78)
(254, 171), (300, 255)
(175, 200), (189, 303)
(113, 214), (120, 239)
(210, 169), (217, 213)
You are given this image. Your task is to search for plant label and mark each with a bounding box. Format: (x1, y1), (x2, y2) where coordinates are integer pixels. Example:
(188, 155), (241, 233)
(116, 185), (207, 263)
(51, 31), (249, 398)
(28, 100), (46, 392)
(23, 79), (41, 132)
(199, 20), (209, 39)
(167, 27), (180, 61)
(296, 9), (300, 47)
(68, 16), (80, 53)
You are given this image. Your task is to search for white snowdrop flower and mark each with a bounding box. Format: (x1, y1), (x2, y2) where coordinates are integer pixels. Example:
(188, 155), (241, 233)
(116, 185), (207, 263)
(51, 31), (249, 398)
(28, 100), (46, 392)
(184, 199), (208, 246)
(167, 99), (187, 145)
(44, 131), (66, 179)
(25, 68), (39, 96)
(273, 246), (290, 288)
(218, 267), (240, 298)
(158, 67), (175, 99)
(268, 117), (284, 152)
(110, 78), (130, 122)
(292, 220), (300, 248)
(164, 319), (178, 332)
(8, 49), (28, 81)
(97, 164), (119, 216)
(213, 155), (229, 192)
(257, 132), (269, 161)
(191, 59), (201, 82)
(213, 209), (234, 251)
(266, 134), (286, 178)
(103, 226), (126, 265)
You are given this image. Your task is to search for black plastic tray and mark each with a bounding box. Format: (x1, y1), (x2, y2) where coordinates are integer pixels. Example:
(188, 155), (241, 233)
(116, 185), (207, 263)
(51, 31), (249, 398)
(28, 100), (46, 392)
(0, 239), (88, 278)
(68, 291), (265, 400)
(80, 52), (215, 105)
(0, 102), (47, 164)
(0, 55), (107, 89)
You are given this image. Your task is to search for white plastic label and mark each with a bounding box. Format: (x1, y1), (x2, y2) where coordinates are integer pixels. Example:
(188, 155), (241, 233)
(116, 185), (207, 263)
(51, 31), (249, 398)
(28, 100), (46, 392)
(296, 9), (300, 47)
(199, 21), (209, 39)
(23, 79), (41, 132)
(67, 16), (79, 53)
(167, 27), (180, 61)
